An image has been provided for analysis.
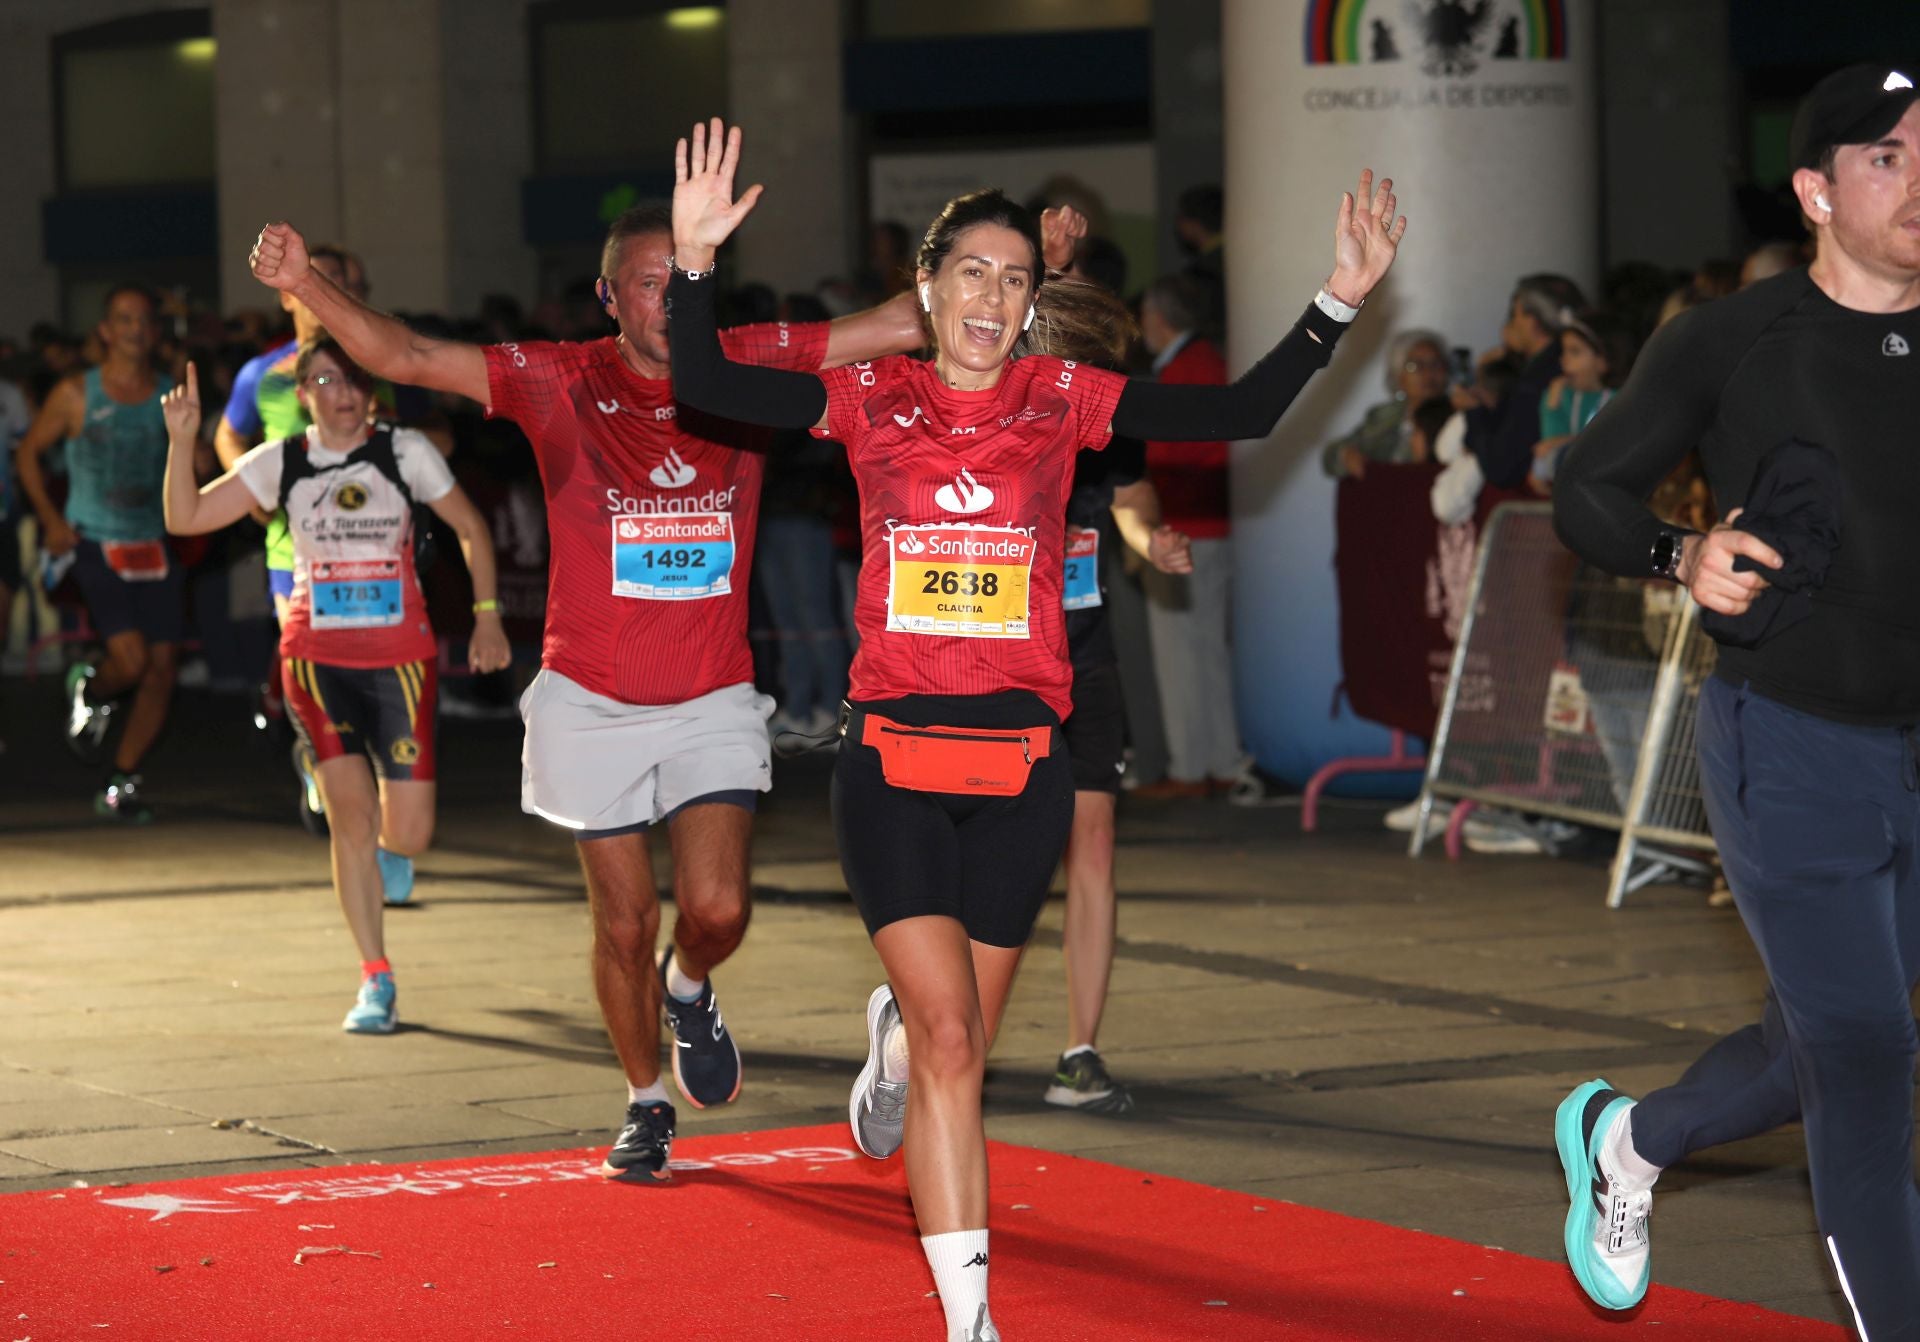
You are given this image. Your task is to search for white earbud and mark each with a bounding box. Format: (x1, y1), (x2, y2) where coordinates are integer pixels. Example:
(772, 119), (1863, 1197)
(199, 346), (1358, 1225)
(1816, 193), (1831, 212)
(1023, 304), (1035, 332)
(919, 284), (931, 312)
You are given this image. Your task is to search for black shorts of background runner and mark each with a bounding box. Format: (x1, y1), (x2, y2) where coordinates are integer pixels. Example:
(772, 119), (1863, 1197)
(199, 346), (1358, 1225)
(70, 539), (186, 644)
(1063, 662), (1126, 793)
(284, 656), (438, 782)
(832, 690), (1074, 947)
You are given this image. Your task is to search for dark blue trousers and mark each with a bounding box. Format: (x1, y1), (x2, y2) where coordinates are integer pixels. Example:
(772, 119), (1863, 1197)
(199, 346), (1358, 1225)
(1630, 676), (1920, 1340)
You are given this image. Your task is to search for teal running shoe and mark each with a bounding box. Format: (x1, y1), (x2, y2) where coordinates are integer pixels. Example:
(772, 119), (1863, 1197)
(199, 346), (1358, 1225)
(66, 663), (112, 762)
(1556, 1077), (1651, 1310)
(342, 972), (397, 1033)
(377, 847), (414, 905)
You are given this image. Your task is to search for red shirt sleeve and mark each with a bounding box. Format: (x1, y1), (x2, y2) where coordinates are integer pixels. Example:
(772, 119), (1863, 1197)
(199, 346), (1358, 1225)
(811, 356), (908, 443)
(722, 321), (831, 372)
(484, 340), (578, 439)
(1146, 338), (1230, 472)
(1054, 360), (1129, 452)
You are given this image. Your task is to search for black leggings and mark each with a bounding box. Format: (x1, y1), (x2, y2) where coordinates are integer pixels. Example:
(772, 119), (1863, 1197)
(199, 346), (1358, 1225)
(831, 693), (1074, 948)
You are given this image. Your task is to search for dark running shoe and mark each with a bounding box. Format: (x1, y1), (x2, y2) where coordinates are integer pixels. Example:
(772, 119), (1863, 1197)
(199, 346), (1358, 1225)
(94, 772), (153, 825)
(1044, 1048), (1135, 1116)
(659, 948), (742, 1109)
(600, 1099), (676, 1183)
(292, 739), (328, 837)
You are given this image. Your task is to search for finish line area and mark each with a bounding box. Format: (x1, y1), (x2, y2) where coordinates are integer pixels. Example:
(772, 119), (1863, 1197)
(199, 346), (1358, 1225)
(0, 687), (1858, 1336)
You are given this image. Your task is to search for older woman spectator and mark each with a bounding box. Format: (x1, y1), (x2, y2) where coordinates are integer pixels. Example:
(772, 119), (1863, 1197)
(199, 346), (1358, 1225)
(1320, 328), (1450, 478)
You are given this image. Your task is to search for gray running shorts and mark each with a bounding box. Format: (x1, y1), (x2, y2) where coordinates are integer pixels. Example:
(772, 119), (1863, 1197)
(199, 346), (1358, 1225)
(520, 671), (773, 833)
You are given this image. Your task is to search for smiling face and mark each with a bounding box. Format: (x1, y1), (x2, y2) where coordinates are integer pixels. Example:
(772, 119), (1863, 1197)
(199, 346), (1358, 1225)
(919, 223), (1038, 389)
(297, 348), (375, 444)
(602, 230), (674, 375)
(1808, 101), (1920, 280)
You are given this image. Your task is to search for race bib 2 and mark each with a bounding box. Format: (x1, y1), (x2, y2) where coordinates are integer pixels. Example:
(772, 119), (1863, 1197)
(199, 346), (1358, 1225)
(887, 523), (1033, 638)
(311, 558), (404, 629)
(1062, 526), (1101, 611)
(611, 512), (735, 601)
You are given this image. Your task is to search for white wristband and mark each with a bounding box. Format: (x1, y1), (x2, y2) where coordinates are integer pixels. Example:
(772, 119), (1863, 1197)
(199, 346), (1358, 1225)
(1314, 288), (1361, 323)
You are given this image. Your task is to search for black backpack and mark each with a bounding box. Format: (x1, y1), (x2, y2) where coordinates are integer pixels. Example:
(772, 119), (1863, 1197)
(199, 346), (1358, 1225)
(275, 424), (438, 574)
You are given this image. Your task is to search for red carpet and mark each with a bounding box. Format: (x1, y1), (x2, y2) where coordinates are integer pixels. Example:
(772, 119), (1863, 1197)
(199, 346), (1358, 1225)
(2, 1124), (1843, 1341)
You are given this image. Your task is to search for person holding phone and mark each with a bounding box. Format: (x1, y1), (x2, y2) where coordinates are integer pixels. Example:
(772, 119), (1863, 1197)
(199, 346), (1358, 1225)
(1319, 327), (1451, 478)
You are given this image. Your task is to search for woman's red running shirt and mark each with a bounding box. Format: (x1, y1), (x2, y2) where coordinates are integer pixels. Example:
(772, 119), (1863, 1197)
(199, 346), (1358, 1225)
(814, 354), (1128, 720)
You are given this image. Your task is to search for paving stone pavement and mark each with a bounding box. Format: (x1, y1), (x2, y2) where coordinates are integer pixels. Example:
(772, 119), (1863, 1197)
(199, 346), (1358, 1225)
(2, 682), (1896, 1332)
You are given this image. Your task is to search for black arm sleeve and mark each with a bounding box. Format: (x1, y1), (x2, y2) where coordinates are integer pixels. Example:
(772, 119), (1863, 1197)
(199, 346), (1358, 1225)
(1552, 308), (1723, 575)
(667, 271), (828, 430)
(1111, 301), (1348, 442)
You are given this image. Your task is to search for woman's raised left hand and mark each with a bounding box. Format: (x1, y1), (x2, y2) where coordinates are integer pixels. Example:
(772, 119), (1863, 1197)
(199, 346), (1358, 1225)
(672, 117), (763, 272)
(1327, 168), (1408, 307)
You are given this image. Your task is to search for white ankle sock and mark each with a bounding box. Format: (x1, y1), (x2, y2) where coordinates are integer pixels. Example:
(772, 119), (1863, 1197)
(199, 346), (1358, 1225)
(664, 951), (705, 1003)
(1601, 1103), (1662, 1192)
(627, 1080), (670, 1107)
(883, 1021), (911, 1082)
(922, 1229), (996, 1340)
(1062, 1043), (1095, 1061)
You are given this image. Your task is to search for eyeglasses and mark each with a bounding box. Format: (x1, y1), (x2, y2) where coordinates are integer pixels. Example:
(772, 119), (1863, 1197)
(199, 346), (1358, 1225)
(1403, 357), (1447, 373)
(307, 374), (364, 389)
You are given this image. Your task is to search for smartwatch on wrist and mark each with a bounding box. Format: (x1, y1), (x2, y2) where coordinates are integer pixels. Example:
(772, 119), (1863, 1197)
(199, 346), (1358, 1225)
(1650, 529), (1695, 581)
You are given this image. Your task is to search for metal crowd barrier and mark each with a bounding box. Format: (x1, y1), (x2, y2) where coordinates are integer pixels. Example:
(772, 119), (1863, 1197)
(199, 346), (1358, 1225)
(1407, 502), (1718, 906)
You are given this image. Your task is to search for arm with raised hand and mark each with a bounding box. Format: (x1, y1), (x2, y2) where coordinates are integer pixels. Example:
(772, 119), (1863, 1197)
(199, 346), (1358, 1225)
(667, 118), (829, 431)
(163, 364), (263, 536)
(250, 223), (489, 406)
(1111, 169), (1408, 444)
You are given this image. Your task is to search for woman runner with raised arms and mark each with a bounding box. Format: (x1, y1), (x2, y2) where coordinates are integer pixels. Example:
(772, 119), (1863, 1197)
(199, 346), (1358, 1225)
(668, 118), (1406, 1341)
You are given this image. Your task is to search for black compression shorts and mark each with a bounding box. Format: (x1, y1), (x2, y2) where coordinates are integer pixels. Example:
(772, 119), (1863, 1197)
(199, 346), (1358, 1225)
(831, 692), (1073, 948)
(1063, 660), (1126, 793)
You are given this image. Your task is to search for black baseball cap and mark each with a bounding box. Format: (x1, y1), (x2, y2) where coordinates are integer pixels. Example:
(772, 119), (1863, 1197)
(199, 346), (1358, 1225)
(1790, 63), (1920, 171)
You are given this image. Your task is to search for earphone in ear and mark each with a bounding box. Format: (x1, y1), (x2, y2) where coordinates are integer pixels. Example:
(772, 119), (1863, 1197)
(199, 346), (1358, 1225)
(919, 284), (931, 312)
(1816, 194), (1831, 212)
(596, 278), (613, 308)
(1023, 304), (1035, 332)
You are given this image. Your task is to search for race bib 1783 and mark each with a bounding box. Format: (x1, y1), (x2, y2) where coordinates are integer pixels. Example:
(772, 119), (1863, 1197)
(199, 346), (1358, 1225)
(886, 523), (1034, 638)
(311, 558), (404, 628)
(611, 512), (735, 600)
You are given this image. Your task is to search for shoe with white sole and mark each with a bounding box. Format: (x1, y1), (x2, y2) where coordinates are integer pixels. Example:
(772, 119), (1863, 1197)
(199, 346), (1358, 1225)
(849, 983), (908, 1159)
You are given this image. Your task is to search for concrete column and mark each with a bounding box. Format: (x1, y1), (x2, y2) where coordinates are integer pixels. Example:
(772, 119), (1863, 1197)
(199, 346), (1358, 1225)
(726, 0), (851, 294)
(1221, 0), (1600, 785)
(213, 0), (347, 313)
(440, 0), (537, 316)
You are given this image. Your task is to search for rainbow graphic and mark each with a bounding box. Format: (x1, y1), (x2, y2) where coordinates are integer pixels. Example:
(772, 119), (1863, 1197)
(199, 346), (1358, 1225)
(1302, 0), (1566, 65)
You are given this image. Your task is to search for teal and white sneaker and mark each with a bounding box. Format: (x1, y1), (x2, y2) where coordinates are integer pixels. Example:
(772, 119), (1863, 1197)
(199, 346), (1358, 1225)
(377, 847), (414, 905)
(1556, 1078), (1651, 1310)
(292, 740), (328, 837)
(342, 972), (397, 1033)
(65, 663), (112, 762)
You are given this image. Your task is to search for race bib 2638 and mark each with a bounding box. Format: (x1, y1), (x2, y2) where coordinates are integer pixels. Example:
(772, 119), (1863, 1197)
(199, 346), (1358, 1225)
(886, 523), (1033, 638)
(611, 512), (735, 600)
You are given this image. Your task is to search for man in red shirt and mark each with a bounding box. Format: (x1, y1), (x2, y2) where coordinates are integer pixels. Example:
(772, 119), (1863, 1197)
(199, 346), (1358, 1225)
(249, 207), (921, 1182)
(1136, 273), (1244, 796)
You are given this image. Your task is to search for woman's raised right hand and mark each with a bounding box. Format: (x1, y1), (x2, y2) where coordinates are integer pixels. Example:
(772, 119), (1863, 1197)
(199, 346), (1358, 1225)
(672, 117), (763, 271)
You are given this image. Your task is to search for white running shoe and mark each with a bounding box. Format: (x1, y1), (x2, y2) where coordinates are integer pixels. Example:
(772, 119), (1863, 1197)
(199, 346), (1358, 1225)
(1384, 799), (1447, 838)
(850, 983), (908, 1159)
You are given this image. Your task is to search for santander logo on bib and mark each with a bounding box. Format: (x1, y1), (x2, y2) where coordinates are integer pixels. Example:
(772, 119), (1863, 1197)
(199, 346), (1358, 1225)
(649, 448), (697, 490)
(934, 469), (995, 515)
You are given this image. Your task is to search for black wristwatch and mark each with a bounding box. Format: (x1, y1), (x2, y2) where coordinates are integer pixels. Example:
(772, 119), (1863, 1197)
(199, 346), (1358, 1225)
(1650, 529), (1695, 582)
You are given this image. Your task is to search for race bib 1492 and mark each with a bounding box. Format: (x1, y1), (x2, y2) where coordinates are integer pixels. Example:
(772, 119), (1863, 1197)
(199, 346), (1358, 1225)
(611, 512), (735, 600)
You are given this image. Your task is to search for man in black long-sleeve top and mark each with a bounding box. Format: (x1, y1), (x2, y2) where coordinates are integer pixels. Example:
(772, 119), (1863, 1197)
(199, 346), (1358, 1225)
(1549, 65), (1920, 1338)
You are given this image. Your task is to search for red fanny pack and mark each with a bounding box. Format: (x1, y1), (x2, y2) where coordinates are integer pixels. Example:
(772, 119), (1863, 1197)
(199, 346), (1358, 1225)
(857, 713), (1052, 797)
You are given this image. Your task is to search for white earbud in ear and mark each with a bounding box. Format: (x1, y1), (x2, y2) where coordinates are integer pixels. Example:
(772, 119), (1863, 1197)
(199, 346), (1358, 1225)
(919, 284), (931, 312)
(1023, 304), (1035, 332)
(1816, 193), (1831, 212)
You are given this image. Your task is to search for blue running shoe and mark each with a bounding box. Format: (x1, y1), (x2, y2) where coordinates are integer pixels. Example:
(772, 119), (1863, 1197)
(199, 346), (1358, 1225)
(658, 948), (741, 1108)
(377, 848), (414, 905)
(1556, 1077), (1651, 1310)
(343, 972), (397, 1033)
